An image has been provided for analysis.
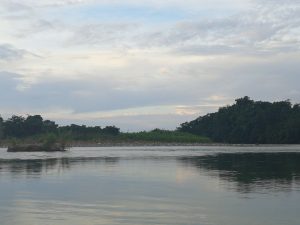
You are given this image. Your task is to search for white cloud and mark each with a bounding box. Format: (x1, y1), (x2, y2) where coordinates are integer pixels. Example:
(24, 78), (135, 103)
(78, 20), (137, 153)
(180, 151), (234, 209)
(0, 0), (299, 130)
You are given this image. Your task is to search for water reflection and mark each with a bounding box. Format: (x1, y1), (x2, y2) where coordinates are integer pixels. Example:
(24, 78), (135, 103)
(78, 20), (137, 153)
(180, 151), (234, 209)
(2, 150), (300, 194)
(179, 153), (300, 193)
(0, 157), (119, 177)
(1, 148), (300, 225)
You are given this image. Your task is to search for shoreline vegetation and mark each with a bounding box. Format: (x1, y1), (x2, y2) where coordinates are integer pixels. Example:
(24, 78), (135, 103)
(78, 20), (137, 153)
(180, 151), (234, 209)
(179, 97), (300, 144)
(0, 97), (299, 150)
(1, 142), (299, 149)
(7, 143), (66, 152)
(0, 128), (212, 149)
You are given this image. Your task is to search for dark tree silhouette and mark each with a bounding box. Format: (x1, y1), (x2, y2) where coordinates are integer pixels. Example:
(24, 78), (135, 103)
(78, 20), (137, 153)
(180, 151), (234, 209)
(24, 115), (44, 136)
(0, 115), (120, 140)
(178, 97), (300, 144)
(0, 115), (3, 139)
(102, 126), (120, 136)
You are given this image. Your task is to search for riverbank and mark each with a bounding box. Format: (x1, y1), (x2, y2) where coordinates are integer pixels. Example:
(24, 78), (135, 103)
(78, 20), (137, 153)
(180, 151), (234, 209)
(61, 142), (300, 147)
(0, 130), (212, 148)
(1, 141), (299, 148)
(0, 140), (212, 148)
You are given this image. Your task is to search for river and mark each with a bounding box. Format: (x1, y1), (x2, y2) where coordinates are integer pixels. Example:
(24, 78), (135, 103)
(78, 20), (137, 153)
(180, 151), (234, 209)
(1, 146), (300, 225)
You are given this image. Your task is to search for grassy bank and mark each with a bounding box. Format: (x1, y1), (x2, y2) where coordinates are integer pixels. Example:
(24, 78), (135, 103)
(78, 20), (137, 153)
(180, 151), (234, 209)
(119, 130), (211, 143)
(0, 130), (211, 147)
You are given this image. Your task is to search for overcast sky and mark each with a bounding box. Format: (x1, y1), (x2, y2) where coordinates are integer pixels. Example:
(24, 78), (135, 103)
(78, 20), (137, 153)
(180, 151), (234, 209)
(0, 0), (300, 131)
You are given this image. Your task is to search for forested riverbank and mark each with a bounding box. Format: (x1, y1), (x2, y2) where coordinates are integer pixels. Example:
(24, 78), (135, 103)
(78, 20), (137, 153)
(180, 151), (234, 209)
(179, 97), (300, 144)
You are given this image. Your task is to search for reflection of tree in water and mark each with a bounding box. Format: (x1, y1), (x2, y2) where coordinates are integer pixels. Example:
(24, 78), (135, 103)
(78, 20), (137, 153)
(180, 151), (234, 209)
(0, 157), (119, 177)
(179, 153), (300, 193)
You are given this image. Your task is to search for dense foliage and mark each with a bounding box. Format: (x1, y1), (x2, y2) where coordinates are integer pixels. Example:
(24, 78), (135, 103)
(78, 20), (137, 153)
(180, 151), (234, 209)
(0, 115), (210, 144)
(178, 97), (300, 144)
(0, 114), (120, 140)
(120, 129), (211, 143)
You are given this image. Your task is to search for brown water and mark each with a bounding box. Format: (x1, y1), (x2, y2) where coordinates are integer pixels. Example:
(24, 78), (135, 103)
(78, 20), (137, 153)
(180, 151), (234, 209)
(1, 146), (300, 225)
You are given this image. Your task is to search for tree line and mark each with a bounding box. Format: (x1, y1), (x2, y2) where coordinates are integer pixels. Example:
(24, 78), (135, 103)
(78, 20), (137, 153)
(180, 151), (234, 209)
(3, 96), (298, 144)
(0, 115), (120, 140)
(0, 115), (211, 144)
(178, 96), (300, 144)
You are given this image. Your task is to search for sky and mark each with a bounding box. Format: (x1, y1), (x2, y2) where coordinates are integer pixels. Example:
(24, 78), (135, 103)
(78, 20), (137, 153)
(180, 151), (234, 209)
(0, 0), (300, 131)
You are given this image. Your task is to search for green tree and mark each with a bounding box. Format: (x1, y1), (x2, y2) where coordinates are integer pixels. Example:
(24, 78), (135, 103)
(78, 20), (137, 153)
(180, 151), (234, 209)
(102, 126), (120, 136)
(0, 115), (3, 140)
(24, 115), (44, 136)
(178, 97), (300, 144)
(43, 120), (58, 133)
(3, 115), (26, 138)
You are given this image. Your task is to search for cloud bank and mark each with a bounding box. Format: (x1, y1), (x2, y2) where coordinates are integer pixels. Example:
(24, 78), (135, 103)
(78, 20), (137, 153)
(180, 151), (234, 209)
(0, 0), (299, 130)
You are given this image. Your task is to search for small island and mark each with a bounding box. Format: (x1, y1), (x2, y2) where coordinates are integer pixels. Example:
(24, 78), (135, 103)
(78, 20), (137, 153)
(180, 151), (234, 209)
(7, 143), (66, 152)
(6, 133), (67, 152)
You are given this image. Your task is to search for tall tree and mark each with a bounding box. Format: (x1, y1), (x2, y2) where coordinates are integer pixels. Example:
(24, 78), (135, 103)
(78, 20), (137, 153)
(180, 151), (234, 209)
(3, 115), (26, 138)
(0, 115), (3, 139)
(24, 115), (44, 136)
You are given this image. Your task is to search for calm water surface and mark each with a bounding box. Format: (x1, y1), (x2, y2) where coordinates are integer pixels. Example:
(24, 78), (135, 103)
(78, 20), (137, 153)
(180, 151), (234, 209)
(1, 146), (300, 225)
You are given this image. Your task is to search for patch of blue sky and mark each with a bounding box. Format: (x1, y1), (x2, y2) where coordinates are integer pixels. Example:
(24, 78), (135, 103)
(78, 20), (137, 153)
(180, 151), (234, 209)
(44, 3), (243, 28)
(47, 4), (188, 25)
